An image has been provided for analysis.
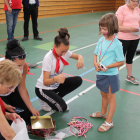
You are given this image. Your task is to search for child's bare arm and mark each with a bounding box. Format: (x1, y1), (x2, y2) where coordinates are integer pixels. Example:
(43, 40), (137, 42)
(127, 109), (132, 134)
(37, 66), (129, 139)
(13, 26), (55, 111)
(94, 54), (101, 72)
(106, 61), (124, 69)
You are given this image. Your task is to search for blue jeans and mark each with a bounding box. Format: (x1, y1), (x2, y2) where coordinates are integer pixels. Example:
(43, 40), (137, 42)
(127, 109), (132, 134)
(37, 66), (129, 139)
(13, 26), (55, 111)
(5, 9), (19, 40)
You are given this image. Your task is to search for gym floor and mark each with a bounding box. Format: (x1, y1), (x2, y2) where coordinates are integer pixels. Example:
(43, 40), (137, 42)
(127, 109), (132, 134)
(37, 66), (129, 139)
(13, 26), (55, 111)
(0, 11), (140, 140)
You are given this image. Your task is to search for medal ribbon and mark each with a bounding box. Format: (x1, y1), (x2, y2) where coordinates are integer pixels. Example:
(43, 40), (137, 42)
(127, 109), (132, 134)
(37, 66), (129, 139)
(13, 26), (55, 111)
(99, 35), (115, 63)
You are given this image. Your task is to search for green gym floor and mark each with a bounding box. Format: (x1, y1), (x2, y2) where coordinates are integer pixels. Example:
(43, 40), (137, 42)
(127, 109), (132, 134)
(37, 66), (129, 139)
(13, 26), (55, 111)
(0, 11), (140, 140)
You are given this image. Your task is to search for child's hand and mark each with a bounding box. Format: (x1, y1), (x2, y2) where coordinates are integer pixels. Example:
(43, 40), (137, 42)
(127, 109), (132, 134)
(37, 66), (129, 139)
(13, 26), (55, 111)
(5, 112), (23, 123)
(100, 67), (108, 72)
(76, 55), (84, 69)
(55, 74), (66, 84)
(94, 62), (101, 71)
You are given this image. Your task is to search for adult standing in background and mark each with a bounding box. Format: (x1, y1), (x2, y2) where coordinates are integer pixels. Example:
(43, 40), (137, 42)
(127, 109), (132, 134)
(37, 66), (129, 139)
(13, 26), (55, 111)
(22, 0), (42, 41)
(4, 0), (21, 41)
(116, 0), (140, 85)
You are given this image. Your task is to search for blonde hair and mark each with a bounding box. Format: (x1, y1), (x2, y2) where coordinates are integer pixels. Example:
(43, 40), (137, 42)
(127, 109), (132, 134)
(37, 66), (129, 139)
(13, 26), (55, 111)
(0, 59), (22, 86)
(99, 13), (119, 37)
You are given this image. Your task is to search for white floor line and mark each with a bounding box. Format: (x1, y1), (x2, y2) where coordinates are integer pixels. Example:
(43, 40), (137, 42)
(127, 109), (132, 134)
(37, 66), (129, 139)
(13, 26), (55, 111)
(119, 64), (126, 70)
(43, 85), (97, 116)
(119, 56), (140, 70)
(43, 110), (55, 116)
(36, 61), (43, 64)
(36, 43), (97, 64)
(43, 95), (79, 116)
(66, 95), (79, 104)
(133, 55), (140, 61)
(72, 43), (97, 52)
(43, 51), (140, 116)
(79, 84), (96, 96)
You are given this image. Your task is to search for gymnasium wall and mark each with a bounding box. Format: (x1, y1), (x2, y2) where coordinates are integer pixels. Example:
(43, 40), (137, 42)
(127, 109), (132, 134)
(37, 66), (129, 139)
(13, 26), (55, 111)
(115, 0), (125, 10)
(0, 0), (125, 23)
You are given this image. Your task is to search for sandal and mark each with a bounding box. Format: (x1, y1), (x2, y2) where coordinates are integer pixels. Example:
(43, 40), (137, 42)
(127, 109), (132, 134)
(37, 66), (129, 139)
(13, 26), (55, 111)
(90, 112), (107, 119)
(98, 121), (114, 132)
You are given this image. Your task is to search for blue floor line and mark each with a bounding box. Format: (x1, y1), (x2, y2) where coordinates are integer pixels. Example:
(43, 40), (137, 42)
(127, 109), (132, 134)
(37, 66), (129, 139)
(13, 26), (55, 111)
(79, 67), (95, 77)
(31, 96), (38, 102)
(31, 67), (96, 102)
(30, 43), (140, 102)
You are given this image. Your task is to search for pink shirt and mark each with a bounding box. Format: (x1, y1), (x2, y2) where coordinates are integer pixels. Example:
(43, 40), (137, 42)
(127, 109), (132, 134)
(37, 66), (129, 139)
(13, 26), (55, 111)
(116, 4), (140, 40)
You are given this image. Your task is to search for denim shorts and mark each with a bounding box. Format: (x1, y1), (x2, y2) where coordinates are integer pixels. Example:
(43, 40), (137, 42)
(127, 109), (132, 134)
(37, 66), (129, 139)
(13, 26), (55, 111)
(96, 74), (120, 93)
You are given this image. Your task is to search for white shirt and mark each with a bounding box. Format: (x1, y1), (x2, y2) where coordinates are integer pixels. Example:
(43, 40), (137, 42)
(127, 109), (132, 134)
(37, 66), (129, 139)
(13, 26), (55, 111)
(29, 0), (36, 4)
(36, 49), (72, 90)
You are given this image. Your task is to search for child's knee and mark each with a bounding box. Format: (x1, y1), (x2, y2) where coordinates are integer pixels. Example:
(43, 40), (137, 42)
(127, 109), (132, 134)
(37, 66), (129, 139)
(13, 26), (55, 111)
(62, 102), (68, 112)
(76, 76), (83, 86)
(101, 92), (107, 97)
(107, 94), (115, 101)
(59, 104), (67, 112)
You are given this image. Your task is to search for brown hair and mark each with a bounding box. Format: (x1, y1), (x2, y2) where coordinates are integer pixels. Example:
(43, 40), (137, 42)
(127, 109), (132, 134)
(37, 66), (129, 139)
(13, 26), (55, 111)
(99, 13), (119, 36)
(54, 28), (70, 47)
(0, 59), (22, 86)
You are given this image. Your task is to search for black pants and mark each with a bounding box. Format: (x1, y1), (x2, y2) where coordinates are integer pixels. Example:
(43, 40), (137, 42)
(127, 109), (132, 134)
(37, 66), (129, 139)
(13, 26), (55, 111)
(35, 76), (82, 112)
(23, 4), (39, 37)
(0, 133), (5, 140)
(119, 39), (139, 64)
(1, 87), (32, 125)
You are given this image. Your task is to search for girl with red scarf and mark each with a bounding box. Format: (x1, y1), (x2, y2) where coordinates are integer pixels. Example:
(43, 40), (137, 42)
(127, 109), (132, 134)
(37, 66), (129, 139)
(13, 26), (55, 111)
(35, 28), (84, 112)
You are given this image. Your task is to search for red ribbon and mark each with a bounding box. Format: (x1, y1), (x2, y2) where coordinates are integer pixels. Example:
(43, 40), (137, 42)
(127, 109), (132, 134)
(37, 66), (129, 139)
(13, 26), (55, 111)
(68, 116), (93, 139)
(27, 66), (34, 75)
(0, 97), (6, 115)
(52, 48), (69, 73)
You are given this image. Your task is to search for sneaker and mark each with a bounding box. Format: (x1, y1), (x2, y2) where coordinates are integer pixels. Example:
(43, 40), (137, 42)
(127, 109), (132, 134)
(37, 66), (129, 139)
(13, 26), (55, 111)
(136, 49), (140, 55)
(66, 106), (69, 111)
(34, 36), (42, 41)
(22, 37), (28, 41)
(27, 63), (38, 68)
(39, 99), (52, 111)
(125, 75), (139, 85)
(39, 99), (69, 112)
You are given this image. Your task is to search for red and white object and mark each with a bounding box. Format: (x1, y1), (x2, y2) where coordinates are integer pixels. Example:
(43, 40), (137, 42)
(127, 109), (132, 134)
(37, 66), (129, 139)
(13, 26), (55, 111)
(68, 116), (93, 139)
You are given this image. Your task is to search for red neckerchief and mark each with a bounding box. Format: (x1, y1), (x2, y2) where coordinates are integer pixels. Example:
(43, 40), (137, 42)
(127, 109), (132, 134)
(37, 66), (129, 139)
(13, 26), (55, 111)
(0, 97), (6, 115)
(52, 48), (69, 73)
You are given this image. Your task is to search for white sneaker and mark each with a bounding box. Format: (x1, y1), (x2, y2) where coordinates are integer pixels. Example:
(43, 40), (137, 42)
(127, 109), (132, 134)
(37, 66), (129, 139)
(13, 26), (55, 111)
(39, 99), (52, 111)
(39, 99), (69, 112)
(66, 106), (69, 111)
